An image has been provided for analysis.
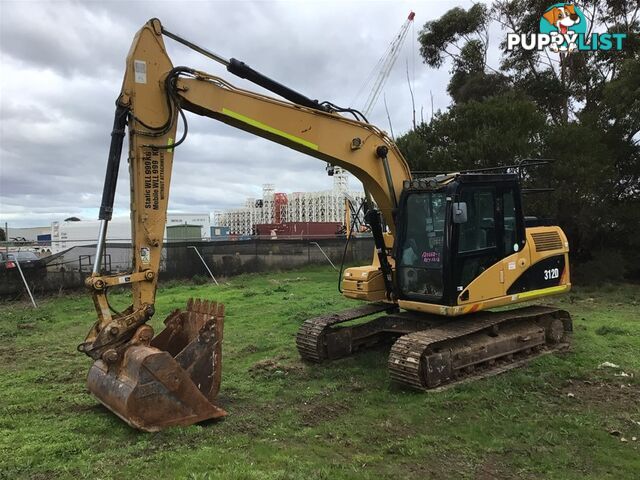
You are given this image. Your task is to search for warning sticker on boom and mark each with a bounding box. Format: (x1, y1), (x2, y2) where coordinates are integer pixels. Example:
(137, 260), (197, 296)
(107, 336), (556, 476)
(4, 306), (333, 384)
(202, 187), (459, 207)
(140, 247), (151, 264)
(134, 60), (147, 84)
(143, 149), (165, 211)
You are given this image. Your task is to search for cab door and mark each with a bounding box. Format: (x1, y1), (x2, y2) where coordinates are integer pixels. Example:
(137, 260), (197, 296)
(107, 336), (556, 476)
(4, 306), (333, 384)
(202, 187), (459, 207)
(500, 186), (529, 294)
(395, 191), (447, 302)
(452, 186), (500, 296)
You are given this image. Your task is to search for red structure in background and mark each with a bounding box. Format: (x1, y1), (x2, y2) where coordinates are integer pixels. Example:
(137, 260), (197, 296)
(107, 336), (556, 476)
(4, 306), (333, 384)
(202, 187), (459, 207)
(273, 193), (288, 224)
(255, 222), (342, 238)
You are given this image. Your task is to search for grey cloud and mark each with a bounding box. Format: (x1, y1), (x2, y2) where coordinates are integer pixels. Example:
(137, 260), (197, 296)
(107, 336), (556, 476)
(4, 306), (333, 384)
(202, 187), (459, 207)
(1, 0), (470, 228)
(0, 1), (132, 76)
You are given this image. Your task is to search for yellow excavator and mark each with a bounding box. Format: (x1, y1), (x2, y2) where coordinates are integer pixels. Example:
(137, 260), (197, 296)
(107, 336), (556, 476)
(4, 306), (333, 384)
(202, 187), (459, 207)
(81, 19), (572, 431)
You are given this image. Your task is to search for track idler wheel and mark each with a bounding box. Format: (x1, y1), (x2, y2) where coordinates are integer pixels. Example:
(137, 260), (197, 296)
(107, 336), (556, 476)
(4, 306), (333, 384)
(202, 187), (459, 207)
(537, 315), (566, 344)
(87, 299), (226, 432)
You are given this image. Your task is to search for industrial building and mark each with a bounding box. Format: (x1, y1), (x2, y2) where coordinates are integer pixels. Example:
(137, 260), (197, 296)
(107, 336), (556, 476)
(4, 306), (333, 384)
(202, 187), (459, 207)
(3, 226), (51, 243)
(214, 168), (366, 235)
(51, 213), (212, 253)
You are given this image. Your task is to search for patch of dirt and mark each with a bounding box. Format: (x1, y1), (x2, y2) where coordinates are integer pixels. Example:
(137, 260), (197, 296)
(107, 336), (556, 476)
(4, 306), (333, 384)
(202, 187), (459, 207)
(560, 378), (640, 411)
(376, 418), (417, 438)
(26, 471), (59, 480)
(212, 392), (239, 408)
(288, 310), (312, 323)
(396, 451), (476, 480)
(474, 454), (528, 480)
(16, 322), (36, 330)
(248, 355), (306, 378)
(221, 398), (288, 436)
(33, 368), (85, 385)
(0, 345), (18, 363)
(67, 403), (105, 414)
(344, 377), (366, 393)
(396, 450), (533, 480)
(351, 417), (419, 449)
(239, 344), (259, 354)
(297, 400), (351, 427)
(54, 370), (84, 384)
(268, 277), (307, 285)
(595, 325), (631, 336)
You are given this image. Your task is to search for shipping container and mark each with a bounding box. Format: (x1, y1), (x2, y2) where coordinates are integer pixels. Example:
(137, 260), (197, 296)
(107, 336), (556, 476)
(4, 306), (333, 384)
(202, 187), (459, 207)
(210, 226), (231, 239)
(255, 222), (342, 238)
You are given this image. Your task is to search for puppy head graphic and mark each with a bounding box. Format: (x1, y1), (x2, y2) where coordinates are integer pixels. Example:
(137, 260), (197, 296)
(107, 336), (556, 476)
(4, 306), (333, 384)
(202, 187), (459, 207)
(542, 4), (581, 34)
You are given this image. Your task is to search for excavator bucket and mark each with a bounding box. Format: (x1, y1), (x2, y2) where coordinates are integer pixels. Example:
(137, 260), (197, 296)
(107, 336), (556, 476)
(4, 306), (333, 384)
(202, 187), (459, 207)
(87, 299), (226, 432)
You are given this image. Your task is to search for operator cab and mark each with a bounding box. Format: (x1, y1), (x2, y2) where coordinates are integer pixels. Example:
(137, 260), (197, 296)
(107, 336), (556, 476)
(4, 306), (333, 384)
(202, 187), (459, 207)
(395, 173), (526, 306)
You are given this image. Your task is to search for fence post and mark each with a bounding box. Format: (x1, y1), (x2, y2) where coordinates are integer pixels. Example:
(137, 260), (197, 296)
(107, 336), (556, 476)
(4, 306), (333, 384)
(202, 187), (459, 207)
(187, 246), (219, 285)
(309, 242), (337, 270)
(14, 250), (37, 308)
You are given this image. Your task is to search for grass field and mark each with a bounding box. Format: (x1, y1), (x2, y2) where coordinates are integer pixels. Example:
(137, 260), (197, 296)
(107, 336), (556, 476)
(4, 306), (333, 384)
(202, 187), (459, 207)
(1, 266), (639, 479)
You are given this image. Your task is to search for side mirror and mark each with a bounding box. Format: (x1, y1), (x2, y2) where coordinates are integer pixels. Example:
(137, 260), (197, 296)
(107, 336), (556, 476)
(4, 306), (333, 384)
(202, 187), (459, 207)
(453, 202), (468, 224)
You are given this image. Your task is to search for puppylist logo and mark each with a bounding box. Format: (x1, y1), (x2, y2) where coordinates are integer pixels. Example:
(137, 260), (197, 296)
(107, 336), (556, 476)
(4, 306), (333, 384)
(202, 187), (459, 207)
(507, 3), (627, 53)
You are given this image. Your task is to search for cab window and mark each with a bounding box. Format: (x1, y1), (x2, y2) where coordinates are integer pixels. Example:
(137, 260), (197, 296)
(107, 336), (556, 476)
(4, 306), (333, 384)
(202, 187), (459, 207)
(502, 189), (519, 254)
(458, 189), (496, 252)
(398, 192), (446, 299)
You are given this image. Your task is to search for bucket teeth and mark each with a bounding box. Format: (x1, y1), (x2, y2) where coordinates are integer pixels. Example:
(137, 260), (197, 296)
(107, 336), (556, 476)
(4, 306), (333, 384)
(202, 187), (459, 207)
(87, 297), (226, 432)
(186, 298), (224, 317)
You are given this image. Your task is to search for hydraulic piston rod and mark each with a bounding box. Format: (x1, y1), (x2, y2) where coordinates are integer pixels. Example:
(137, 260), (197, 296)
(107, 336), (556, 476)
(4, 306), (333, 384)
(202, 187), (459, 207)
(93, 104), (128, 274)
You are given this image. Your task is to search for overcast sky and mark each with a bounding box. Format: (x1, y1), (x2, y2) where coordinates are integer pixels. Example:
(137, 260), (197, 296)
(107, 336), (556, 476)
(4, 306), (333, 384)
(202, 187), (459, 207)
(0, 0), (479, 228)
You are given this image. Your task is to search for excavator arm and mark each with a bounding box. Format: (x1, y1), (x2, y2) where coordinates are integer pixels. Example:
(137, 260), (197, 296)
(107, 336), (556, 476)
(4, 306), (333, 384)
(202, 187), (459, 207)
(79, 18), (410, 431)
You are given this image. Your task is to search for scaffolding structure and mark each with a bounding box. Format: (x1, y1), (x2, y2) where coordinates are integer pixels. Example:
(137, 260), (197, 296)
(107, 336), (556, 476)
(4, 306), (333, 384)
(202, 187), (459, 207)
(214, 168), (366, 235)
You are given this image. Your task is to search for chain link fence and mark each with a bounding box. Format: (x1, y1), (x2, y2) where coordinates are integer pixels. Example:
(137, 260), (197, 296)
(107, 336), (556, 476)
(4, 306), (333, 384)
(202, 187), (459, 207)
(0, 236), (374, 298)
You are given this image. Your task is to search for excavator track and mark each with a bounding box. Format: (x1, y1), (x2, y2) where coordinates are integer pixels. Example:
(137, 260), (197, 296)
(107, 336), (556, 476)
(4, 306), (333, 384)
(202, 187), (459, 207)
(296, 303), (395, 362)
(297, 303), (571, 390)
(388, 305), (572, 390)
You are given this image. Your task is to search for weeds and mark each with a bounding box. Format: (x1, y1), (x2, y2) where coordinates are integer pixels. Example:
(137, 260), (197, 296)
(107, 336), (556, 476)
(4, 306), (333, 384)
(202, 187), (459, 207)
(595, 325), (631, 336)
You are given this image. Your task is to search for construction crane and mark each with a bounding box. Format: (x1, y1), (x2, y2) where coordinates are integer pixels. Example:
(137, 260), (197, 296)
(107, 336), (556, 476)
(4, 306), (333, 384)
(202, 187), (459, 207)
(327, 12), (415, 175)
(360, 11), (415, 118)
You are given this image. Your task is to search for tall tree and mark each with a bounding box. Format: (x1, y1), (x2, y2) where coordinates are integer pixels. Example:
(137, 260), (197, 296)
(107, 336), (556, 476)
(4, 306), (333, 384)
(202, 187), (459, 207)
(398, 1), (639, 271)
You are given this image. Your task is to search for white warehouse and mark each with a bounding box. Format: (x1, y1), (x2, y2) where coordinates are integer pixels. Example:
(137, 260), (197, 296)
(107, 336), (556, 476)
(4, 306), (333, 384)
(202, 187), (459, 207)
(51, 213), (211, 253)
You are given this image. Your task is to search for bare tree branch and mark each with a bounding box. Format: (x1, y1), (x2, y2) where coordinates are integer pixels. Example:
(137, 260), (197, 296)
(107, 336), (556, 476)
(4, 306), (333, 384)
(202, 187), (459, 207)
(383, 93), (395, 140)
(405, 60), (417, 130)
(493, 0), (541, 80)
